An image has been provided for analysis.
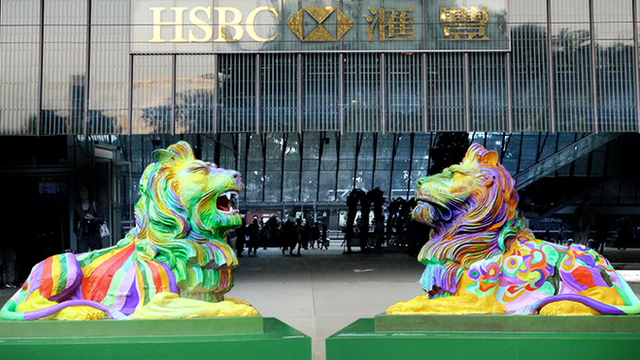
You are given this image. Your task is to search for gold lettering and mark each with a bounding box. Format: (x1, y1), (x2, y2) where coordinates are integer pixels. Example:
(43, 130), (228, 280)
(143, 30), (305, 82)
(363, 7), (415, 42)
(440, 7), (490, 40)
(246, 6), (279, 42)
(148, 7), (188, 43)
(215, 7), (243, 42)
(188, 6), (213, 42)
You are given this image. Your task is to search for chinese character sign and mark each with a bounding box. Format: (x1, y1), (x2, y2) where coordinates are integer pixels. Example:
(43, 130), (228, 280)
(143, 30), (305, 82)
(363, 7), (417, 41)
(440, 6), (490, 40)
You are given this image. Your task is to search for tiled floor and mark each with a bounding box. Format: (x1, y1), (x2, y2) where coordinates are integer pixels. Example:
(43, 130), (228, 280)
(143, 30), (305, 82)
(1, 243), (639, 360)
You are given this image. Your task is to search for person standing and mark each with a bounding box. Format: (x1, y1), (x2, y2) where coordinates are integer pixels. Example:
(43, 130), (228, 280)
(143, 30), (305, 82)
(573, 195), (595, 245)
(74, 185), (104, 253)
(0, 239), (16, 288)
(320, 224), (329, 250)
(246, 217), (260, 257)
(236, 215), (246, 257)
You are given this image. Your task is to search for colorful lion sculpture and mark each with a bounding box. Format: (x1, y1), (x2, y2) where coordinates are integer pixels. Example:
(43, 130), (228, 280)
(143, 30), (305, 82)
(387, 143), (640, 316)
(1, 141), (258, 320)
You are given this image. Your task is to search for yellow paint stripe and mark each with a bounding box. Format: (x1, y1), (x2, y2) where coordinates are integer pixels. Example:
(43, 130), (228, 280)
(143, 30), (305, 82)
(136, 266), (145, 307)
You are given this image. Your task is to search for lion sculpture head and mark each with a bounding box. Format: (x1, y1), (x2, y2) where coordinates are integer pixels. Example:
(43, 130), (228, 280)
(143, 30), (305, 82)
(414, 143), (528, 298)
(130, 141), (242, 302)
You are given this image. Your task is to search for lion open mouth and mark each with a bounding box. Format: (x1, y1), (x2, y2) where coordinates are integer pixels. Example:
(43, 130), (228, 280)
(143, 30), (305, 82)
(216, 190), (239, 213)
(415, 199), (453, 224)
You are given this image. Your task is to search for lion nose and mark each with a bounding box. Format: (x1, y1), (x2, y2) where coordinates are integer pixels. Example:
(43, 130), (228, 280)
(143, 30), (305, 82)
(416, 177), (427, 186)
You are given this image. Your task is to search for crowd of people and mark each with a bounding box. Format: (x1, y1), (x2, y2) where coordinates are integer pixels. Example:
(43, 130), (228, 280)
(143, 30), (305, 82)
(228, 215), (329, 257)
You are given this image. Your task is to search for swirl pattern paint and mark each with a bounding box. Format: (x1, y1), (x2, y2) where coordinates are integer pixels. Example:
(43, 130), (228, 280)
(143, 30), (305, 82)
(388, 144), (640, 316)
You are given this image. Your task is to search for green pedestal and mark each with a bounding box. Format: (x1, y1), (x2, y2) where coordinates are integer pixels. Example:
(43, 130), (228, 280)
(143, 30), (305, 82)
(0, 316), (311, 360)
(326, 315), (640, 360)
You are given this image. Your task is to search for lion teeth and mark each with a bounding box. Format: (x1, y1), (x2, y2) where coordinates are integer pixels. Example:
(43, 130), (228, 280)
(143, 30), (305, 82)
(217, 191), (239, 213)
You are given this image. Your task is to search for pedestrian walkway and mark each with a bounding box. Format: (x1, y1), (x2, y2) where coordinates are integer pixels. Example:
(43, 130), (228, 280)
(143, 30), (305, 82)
(0, 243), (639, 360)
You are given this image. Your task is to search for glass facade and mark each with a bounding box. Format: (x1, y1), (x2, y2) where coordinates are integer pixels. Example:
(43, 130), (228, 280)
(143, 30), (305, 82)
(104, 131), (633, 207)
(1, 0), (640, 136)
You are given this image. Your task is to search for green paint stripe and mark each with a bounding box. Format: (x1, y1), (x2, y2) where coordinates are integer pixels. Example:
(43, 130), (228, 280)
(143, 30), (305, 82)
(102, 261), (134, 307)
(139, 262), (151, 305)
(56, 255), (69, 295)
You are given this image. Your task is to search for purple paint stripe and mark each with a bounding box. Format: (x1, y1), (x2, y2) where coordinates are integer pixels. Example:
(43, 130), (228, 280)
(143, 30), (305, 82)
(120, 276), (140, 316)
(524, 294), (626, 315)
(22, 300), (130, 320)
(112, 262), (137, 311)
(156, 261), (179, 293)
(26, 262), (45, 299)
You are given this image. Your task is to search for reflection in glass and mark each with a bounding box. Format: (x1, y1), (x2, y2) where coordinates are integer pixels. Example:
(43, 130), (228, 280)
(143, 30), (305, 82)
(386, 53), (423, 133)
(303, 53), (339, 131)
(596, 40), (636, 132)
(426, 53), (465, 131)
(176, 55), (216, 134)
(0, 0), (40, 135)
(261, 53), (298, 133)
(469, 53), (508, 132)
(132, 55), (172, 134)
(41, 0), (87, 135)
(511, 23), (551, 132)
(344, 53), (381, 132)
(552, 29), (594, 132)
(89, 0), (129, 135)
(593, 0), (633, 40)
(218, 54), (256, 133)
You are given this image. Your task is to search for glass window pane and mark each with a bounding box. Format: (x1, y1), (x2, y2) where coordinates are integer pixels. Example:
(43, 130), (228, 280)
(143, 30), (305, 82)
(386, 53), (423, 133)
(303, 53), (339, 131)
(0, 0), (40, 135)
(596, 40), (636, 132)
(261, 53), (298, 133)
(344, 53), (381, 132)
(175, 55), (216, 134)
(427, 53), (465, 131)
(218, 54), (256, 133)
(131, 56), (172, 134)
(469, 53), (508, 132)
(41, 0), (87, 135)
(510, 6), (551, 132)
(89, 0), (129, 135)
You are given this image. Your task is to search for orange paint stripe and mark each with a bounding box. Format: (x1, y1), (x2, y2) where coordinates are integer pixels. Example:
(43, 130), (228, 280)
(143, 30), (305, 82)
(39, 257), (54, 298)
(85, 245), (136, 302)
(148, 262), (163, 293)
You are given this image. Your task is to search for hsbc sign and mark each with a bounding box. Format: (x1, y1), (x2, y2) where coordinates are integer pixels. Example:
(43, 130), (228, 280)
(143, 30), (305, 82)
(130, 0), (508, 53)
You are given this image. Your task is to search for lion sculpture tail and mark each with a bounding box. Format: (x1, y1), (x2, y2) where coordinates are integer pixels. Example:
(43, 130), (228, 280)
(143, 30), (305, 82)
(514, 294), (640, 315)
(0, 251), (130, 321)
(0, 295), (130, 321)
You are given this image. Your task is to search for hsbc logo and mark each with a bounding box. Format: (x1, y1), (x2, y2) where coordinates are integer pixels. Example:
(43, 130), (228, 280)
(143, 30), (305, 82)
(286, 7), (354, 42)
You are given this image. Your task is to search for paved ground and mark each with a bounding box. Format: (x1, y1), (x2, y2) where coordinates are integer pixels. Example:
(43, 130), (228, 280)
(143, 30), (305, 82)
(1, 243), (639, 360)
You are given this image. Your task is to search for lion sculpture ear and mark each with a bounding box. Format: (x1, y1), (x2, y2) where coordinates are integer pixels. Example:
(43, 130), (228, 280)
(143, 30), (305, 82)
(481, 150), (499, 165)
(152, 149), (175, 163)
(152, 141), (197, 163)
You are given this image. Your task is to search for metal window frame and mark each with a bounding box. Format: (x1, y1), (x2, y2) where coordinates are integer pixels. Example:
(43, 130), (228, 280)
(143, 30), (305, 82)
(588, 0), (599, 133)
(633, 0), (640, 133)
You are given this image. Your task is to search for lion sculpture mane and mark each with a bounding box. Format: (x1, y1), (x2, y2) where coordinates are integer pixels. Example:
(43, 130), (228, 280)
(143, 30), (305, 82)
(388, 143), (640, 315)
(1, 141), (257, 320)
